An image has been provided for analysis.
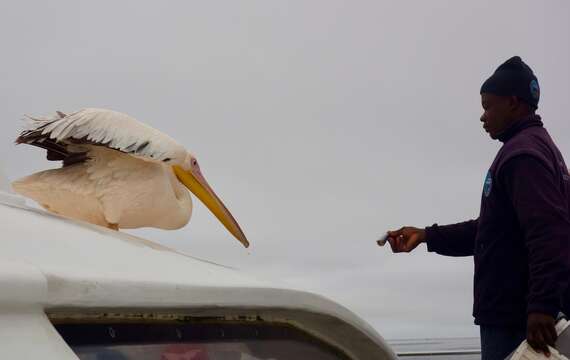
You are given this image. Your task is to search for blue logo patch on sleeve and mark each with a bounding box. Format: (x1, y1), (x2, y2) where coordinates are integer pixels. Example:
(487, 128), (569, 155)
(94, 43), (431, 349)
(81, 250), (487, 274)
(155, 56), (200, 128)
(530, 79), (540, 100)
(483, 170), (493, 197)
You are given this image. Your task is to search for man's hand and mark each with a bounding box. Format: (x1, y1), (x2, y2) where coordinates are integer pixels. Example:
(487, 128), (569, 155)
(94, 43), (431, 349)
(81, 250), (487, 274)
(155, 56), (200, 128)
(527, 312), (557, 356)
(384, 227), (426, 253)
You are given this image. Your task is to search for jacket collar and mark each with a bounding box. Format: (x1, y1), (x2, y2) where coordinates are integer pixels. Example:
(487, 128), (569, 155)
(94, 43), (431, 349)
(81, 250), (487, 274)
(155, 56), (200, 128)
(497, 114), (543, 143)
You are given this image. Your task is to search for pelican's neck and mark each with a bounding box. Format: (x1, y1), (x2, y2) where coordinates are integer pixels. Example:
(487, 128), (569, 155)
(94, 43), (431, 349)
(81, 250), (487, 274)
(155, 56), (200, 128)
(168, 166), (191, 204)
(165, 165), (192, 229)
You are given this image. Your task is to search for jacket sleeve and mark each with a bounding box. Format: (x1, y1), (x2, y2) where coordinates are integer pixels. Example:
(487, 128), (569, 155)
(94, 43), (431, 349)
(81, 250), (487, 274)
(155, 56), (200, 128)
(500, 155), (570, 317)
(425, 219), (478, 256)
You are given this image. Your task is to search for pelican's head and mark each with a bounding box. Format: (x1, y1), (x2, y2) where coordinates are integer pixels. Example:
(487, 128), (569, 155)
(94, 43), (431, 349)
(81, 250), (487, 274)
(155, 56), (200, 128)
(172, 153), (249, 248)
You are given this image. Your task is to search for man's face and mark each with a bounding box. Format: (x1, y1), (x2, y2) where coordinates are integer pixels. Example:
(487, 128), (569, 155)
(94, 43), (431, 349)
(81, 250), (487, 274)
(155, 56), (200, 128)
(480, 93), (517, 139)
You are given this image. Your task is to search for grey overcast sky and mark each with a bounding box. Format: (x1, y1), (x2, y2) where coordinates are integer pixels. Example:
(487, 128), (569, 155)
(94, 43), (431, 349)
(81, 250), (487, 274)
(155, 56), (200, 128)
(1, 0), (569, 340)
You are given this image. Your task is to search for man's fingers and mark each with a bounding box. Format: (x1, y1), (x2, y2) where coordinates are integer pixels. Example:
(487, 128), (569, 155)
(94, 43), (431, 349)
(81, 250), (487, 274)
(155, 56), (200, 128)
(388, 236), (403, 253)
(529, 340), (549, 355)
(399, 236), (409, 252)
(545, 324), (557, 347)
(528, 329), (550, 356)
(387, 237), (400, 253)
(388, 228), (405, 237)
(527, 313), (557, 356)
(386, 227), (423, 253)
(541, 325), (556, 356)
(387, 237), (397, 252)
(542, 330), (556, 350)
(387, 233), (407, 253)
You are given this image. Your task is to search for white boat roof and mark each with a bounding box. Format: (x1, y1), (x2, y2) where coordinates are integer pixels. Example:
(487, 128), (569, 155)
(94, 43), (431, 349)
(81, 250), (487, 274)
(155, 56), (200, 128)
(0, 191), (396, 359)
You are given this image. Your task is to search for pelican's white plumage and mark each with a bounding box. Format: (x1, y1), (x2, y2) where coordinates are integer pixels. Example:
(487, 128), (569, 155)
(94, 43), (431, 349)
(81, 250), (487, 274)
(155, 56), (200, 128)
(13, 108), (249, 247)
(34, 108), (187, 162)
(14, 145), (192, 230)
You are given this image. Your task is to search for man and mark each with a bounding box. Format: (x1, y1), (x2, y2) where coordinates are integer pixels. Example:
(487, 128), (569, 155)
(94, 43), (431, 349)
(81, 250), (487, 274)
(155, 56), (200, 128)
(385, 56), (570, 360)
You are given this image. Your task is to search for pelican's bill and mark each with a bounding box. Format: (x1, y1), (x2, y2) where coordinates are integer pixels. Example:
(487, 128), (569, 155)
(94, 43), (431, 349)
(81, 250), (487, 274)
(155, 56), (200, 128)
(172, 165), (249, 248)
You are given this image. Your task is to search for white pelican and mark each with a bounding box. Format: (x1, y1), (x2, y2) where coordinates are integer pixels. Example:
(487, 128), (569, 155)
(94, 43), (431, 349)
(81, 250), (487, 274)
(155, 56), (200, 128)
(12, 108), (249, 248)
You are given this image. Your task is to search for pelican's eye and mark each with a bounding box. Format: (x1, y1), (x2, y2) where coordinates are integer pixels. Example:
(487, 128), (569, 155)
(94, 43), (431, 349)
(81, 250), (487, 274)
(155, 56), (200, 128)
(191, 159), (199, 168)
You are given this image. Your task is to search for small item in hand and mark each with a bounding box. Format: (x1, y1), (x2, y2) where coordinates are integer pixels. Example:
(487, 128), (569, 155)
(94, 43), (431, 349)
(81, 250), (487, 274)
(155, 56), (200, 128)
(377, 233), (389, 246)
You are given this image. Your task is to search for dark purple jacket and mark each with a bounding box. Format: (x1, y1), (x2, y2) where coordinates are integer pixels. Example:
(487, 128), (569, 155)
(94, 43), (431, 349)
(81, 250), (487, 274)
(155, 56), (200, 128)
(426, 115), (570, 326)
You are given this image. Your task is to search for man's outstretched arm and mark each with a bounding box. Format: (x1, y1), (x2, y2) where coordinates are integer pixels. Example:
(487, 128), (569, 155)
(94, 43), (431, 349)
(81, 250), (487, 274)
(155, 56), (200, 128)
(385, 219), (478, 256)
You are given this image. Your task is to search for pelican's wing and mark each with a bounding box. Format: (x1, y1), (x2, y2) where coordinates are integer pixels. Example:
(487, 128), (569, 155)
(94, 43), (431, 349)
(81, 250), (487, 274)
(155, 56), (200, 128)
(16, 108), (187, 164)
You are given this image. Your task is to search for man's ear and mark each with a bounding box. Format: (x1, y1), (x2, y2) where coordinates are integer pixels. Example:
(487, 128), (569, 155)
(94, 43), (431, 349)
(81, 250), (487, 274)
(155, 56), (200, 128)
(508, 96), (520, 111)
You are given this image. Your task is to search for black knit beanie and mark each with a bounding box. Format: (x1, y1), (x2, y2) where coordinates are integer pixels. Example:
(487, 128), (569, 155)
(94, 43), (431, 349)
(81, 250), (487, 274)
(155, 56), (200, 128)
(480, 56), (540, 109)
